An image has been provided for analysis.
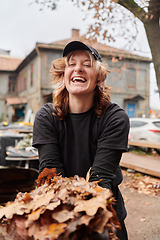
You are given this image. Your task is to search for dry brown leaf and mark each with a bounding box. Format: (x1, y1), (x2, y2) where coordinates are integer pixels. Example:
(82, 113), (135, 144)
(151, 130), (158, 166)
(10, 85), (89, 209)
(14, 216), (28, 239)
(80, 215), (94, 226)
(66, 218), (82, 234)
(56, 188), (69, 201)
(52, 210), (75, 223)
(122, 170), (160, 197)
(0, 201), (25, 219)
(74, 191), (112, 216)
(140, 217), (146, 222)
(0, 168), (119, 240)
(46, 200), (61, 211)
(94, 209), (113, 234)
(28, 221), (49, 240)
(36, 168), (57, 187)
(45, 223), (67, 239)
(25, 206), (46, 228)
(32, 189), (56, 211)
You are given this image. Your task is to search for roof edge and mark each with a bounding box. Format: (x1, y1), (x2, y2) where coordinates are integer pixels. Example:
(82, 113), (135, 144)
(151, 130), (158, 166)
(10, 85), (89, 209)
(16, 48), (37, 72)
(36, 42), (151, 63)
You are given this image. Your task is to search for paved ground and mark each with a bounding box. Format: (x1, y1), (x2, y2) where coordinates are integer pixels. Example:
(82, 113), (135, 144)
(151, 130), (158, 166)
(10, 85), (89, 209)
(120, 169), (160, 240)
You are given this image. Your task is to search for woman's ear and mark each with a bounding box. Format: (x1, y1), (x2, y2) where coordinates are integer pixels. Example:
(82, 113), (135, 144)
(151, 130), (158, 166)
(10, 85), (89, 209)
(96, 73), (101, 84)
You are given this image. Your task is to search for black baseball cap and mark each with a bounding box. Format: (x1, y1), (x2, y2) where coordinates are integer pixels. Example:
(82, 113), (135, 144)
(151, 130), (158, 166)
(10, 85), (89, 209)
(63, 41), (102, 62)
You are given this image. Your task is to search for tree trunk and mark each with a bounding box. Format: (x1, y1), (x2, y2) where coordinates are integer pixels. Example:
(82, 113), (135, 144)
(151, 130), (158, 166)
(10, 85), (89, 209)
(143, 16), (160, 92)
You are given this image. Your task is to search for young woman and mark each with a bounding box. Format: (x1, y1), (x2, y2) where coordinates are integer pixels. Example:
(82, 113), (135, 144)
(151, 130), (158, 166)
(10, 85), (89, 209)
(33, 41), (130, 240)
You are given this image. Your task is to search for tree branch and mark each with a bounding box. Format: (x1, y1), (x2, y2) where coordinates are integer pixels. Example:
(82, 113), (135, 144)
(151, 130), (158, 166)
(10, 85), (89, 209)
(118, 0), (147, 22)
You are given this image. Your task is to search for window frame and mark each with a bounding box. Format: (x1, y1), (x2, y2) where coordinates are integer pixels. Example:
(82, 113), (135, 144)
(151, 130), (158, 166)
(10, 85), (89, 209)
(8, 75), (17, 93)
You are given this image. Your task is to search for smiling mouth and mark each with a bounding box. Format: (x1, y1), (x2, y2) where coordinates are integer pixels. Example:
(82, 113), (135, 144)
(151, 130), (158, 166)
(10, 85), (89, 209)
(72, 77), (86, 83)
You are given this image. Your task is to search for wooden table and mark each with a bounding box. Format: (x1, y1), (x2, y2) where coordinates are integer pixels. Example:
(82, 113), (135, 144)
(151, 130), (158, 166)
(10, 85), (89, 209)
(5, 156), (39, 169)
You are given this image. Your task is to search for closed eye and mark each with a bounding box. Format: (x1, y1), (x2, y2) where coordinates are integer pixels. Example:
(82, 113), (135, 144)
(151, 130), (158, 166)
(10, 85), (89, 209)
(83, 64), (91, 67)
(68, 63), (75, 66)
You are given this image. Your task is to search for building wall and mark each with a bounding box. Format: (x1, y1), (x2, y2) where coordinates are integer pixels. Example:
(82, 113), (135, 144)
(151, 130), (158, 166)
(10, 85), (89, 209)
(17, 55), (41, 116)
(40, 49), (63, 89)
(103, 58), (150, 117)
(0, 73), (11, 120)
(0, 73), (8, 95)
(0, 47), (150, 122)
(150, 109), (160, 119)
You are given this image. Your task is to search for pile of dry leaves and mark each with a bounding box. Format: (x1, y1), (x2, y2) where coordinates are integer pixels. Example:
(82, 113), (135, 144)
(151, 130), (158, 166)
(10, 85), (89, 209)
(0, 168), (120, 240)
(122, 170), (160, 197)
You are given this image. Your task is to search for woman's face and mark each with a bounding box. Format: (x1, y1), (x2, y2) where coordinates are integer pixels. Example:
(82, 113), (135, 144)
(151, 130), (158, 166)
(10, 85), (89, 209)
(64, 50), (98, 97)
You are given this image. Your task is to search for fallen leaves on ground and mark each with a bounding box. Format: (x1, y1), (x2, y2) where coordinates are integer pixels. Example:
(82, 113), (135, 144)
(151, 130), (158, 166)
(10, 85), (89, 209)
(122, 170), (160, 197)
(0, 168), (120, 240)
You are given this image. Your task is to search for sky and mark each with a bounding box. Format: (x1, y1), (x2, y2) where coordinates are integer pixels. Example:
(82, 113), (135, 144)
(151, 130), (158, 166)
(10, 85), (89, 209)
(0, 0), (159, 110)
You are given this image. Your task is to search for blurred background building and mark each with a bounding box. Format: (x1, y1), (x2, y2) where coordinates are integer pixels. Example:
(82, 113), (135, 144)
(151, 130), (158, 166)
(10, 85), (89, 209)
(0, 29), (152, 123)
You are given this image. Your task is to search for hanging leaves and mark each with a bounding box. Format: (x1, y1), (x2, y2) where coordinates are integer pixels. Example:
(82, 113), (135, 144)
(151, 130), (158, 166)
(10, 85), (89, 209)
(0, 168), (120, 240)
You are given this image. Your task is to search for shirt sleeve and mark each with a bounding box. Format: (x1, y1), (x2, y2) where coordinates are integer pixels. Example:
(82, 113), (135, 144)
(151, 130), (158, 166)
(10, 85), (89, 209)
(32, 104), (64, 175)
(89, 108), (130, 190)
(98, 108), (130, 152)
(89, 149), (122, 190)
(38, 143), (65, 175)
(32, 103), (59, 146)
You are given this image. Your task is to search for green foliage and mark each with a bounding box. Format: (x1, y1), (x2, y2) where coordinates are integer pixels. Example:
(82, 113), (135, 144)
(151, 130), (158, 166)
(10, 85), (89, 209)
(0, 113), (4, 123)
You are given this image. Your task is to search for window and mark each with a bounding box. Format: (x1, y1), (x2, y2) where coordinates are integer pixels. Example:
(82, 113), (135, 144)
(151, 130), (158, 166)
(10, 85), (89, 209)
(8, 75), (17, 93)
(130, 121), (147, 128)
(126, 68), (136, 88)
(153, 121), (160, 128)
(30, 64), (34, 86)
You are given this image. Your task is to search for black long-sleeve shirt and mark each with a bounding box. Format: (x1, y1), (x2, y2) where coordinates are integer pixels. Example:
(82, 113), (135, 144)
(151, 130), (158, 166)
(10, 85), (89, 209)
(32, 102), (129, 221)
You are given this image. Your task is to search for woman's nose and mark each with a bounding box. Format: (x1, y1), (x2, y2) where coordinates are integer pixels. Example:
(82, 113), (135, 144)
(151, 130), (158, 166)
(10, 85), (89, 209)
(74, 63), (83, 72)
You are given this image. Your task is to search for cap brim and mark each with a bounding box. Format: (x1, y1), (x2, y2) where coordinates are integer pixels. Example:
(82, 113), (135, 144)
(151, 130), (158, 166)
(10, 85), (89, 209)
(63, 41), (91, 57)
(63, 41), (102, 62)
